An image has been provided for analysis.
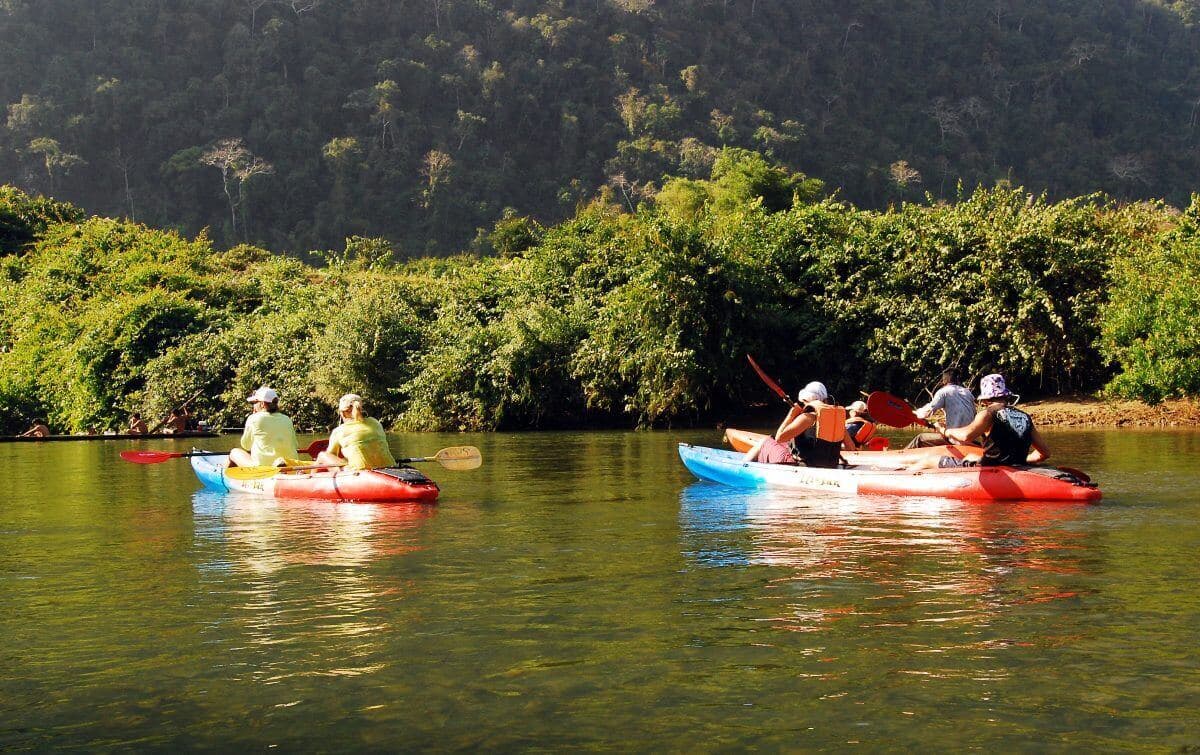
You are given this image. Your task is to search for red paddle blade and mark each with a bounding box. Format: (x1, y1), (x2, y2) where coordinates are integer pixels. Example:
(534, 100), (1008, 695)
(302, 439), (329, 457)
(867, 391), (926, 429)
(119, 450), (181, 464)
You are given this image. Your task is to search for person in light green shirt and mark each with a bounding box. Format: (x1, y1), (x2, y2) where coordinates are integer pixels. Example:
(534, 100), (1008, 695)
(228, 386), (300, 467)
(316, 393), (396, 471)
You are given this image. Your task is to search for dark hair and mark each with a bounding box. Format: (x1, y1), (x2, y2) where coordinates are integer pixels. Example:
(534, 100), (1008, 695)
(941, 368), (960, 386)
(265, 399), (280, 413)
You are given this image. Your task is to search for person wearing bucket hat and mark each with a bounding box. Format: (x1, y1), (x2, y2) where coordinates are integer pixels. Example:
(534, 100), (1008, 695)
(743, 380), (847, 468)
(910, 373), (1050, 470)
(905, 368), (976, 448)
(315, 393), (396, 471)
(228, 386), (300, 467)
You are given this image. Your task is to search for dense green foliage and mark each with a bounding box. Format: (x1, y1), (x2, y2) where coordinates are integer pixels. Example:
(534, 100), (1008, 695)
(1, 173), (1193, 435)
(3, 1), (1200, 254)
(1100, 197), (1200, 401)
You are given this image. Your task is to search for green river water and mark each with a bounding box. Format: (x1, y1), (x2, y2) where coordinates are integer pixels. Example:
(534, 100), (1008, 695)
(2, 428), (1199, 750)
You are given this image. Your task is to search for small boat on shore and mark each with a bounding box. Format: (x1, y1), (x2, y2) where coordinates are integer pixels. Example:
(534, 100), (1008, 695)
(1, 431), (219, 443)
(191, 452), (440, 503)
(679, 443), (1101, 503)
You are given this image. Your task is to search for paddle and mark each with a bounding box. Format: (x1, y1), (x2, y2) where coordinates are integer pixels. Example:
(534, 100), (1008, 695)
(225, 445), (484, 480)
(147, 387), (206, 435)
(120, 439), (329, 465)
(747, 355), (801, 408)
(866, 391), (942, 432)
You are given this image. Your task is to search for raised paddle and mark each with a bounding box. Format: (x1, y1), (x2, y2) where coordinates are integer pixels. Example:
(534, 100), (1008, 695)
(120, 439), (329, 465)
(147, 387), (206, 435)
(224, 445), (484, 481)
(747, 355), (801, 408)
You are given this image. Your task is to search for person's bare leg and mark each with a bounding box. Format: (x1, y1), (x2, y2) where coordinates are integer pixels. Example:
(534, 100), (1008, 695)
(316, 451), (346, 467)
(743, 439), (766, 463)
(228, 447), (253, 467)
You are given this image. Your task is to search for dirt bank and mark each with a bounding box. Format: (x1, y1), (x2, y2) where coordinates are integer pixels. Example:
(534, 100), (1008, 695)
(1022, 396), (1200, 427)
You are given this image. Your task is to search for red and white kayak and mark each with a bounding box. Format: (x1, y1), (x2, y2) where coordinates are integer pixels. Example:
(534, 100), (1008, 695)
(723, 428), (981, 468)
(680, 443), (1101, 503)
(191, 453), (439, 503)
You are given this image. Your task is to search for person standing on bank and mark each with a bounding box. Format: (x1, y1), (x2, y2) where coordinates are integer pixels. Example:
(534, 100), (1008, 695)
(316, 394), (397, 471)
(905, 368), (976, 448)
(228, 386), (299, 467)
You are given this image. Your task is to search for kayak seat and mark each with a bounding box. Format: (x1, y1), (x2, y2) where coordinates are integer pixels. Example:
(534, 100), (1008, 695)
(1015, 465), (1097, 487)
(375, 467), (435, 484)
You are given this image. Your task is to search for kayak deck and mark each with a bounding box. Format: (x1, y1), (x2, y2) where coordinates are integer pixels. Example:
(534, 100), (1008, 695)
(679, 443), (1100, 503)
(191, 453), (439, 503)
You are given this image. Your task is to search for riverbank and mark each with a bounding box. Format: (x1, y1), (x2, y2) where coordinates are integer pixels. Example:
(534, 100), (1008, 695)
(1023, 396), (1200, 427)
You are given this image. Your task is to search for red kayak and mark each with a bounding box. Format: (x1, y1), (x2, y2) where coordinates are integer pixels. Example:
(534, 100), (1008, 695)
(192, 453), (439, 503)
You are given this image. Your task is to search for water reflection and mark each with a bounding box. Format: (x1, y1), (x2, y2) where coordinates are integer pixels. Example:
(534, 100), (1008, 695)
(679, 482), (1093, 636)
(191, 491), (436, 678)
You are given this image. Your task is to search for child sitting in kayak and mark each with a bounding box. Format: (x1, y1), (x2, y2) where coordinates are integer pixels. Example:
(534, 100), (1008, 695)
(742, 381), (846, 468)
(316, 393), (396, 471)
(909, 373), (1050, 469)
(841, 400), (877, 451)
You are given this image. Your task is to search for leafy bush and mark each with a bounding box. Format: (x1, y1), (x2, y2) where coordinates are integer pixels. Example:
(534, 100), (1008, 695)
(0, 176), (1195, 435)
(1101, 197), (1200, 402)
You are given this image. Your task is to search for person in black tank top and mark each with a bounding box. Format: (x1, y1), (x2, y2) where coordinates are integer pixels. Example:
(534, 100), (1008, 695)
(907, 373), (1050, 469)
(743, 380), (845, 468)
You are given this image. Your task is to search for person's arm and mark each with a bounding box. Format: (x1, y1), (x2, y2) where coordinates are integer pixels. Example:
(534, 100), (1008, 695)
(914, 387), (947, 420)
(939, 407), (991, 444)
(776, 407), (817, 444)
(1026, 426), (1050, 463)
(240, 416), (255, 451)
(326, 425), (343, 458)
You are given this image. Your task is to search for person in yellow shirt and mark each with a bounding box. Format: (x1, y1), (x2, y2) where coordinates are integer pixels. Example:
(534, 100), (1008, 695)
(228, 386), (299, 467)
(316, 393), (396, 471)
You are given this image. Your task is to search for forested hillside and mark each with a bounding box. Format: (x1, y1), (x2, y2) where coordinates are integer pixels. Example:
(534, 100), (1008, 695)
(3, 0), (1200, 255)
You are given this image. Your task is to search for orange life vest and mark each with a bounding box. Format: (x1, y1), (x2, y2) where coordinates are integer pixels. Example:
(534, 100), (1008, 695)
(849, 419), (876, 445)
(814, 404), (847, 443)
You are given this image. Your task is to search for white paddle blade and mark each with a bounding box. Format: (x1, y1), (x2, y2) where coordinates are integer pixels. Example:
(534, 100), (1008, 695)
(432, 446), (482, 471)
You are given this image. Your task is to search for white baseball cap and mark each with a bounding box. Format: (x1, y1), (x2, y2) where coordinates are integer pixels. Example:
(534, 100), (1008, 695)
(246, 386), (279, 403)
(337, 393), (363, 412)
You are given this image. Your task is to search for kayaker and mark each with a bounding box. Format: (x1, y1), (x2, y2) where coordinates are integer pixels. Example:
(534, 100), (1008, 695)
(163, 408), (188, 434)
(18, 419), (51, 438)
(905, 368), (976, 448)
(743, 381), (846, 468)
(228, 386), (300, 467)
(842, 400), (877, 451)
(127, 413), (148, 434)
(910, 373), (1050, 469)
(316, 393), (397, 471)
